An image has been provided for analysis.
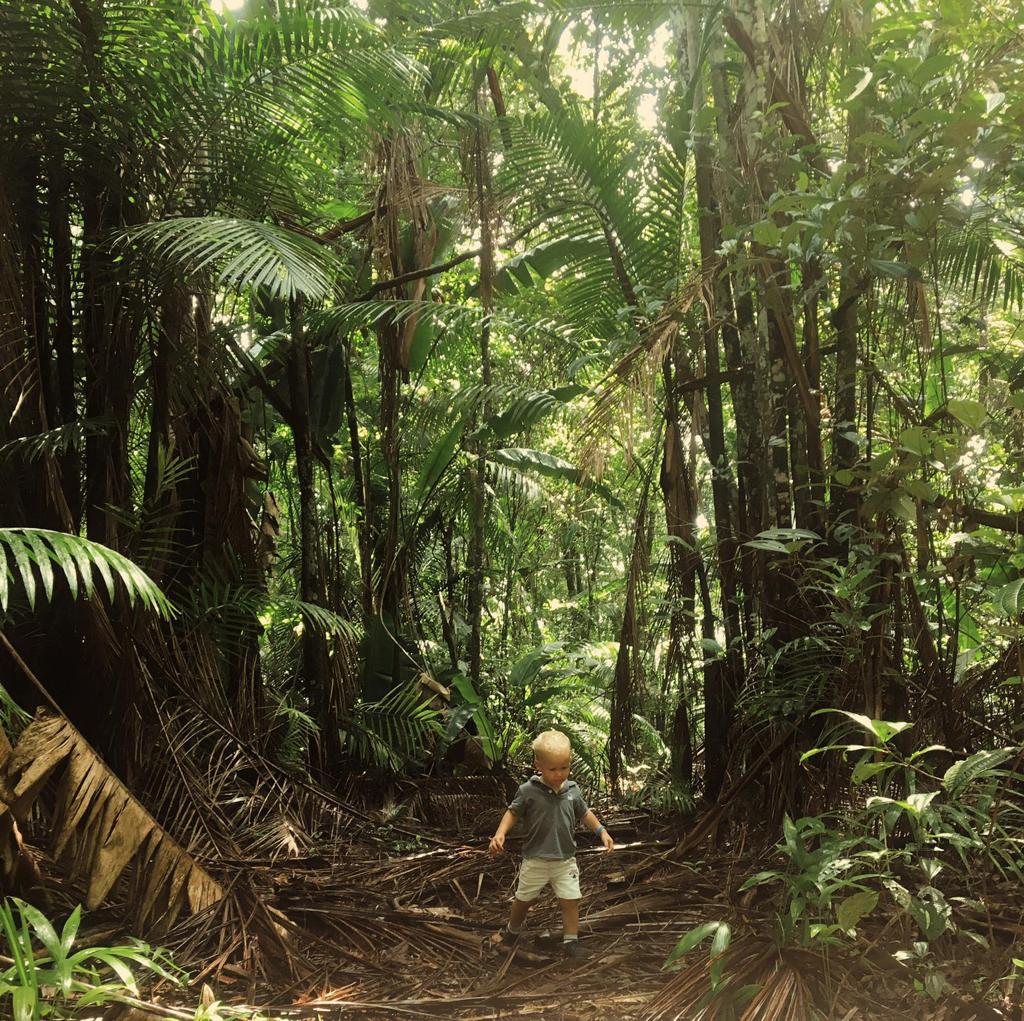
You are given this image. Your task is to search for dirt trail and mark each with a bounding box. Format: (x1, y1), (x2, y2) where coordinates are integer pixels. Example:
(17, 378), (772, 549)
(263, 811), (687, 1020)
(156, 787), (1011, 1020)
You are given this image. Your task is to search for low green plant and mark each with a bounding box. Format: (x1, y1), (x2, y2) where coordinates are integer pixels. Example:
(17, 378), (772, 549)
(664, 712), (1024, 1009)
(742, 712), (1023, 951)
(662, 919), (762, 1016)
(0, 898), (184, 1020)
(894, 940), (948, 1001)
(341, 681), (445, 772)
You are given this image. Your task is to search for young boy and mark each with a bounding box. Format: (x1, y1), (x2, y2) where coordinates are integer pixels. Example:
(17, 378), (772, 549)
(489, 729), (614, 958)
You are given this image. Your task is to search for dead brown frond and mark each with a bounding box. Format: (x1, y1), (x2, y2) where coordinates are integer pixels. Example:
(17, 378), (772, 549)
(579, 271), (707, 479)
(0, 710), (223, 931)
(645, 940), (841, 1021)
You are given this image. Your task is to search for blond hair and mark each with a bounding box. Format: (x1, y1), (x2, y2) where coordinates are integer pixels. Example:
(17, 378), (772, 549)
(531, 729), (571, 760)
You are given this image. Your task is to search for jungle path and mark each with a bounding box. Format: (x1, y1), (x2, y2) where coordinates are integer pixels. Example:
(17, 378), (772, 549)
(161, 782), (984, 1021)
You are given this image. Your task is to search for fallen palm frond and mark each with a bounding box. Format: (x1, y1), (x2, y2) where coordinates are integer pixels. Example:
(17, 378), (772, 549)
(0, 710), (222, 932)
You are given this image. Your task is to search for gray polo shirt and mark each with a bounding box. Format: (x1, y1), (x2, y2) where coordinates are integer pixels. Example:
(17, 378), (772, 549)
(508, 776), (590, 860)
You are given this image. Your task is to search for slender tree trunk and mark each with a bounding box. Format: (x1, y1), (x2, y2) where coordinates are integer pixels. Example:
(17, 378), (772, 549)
(342, 333), (373, 619)
(677, 8), (745, 798)
(289, 299), (336, 765)
(661, 349), (698, 785)
(610, 487), (649, 790)
(467, 109), (495, 689)
(830, 1), (873, 536)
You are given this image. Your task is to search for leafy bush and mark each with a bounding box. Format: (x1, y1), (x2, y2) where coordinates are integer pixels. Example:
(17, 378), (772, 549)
(739, 712), (1024, 949)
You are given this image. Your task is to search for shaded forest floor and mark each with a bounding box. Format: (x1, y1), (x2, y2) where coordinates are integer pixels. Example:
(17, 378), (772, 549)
(29, 776), (1023, 1020)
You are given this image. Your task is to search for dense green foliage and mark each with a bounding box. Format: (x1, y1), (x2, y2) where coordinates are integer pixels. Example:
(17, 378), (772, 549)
(1, 5), (1023, 1008)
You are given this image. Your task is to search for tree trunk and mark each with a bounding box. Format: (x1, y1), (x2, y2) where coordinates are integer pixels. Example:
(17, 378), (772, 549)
(610, 487), (649, 790)
(660, 349), (698, 784)
(677, 8), (745, 799)
(467, 111), (495, 690)
(289, 299), (336, 766)
(342, 333), (373, 619)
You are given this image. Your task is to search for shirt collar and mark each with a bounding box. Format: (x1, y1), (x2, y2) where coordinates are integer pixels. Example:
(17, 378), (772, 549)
(529, 775), (575, 795)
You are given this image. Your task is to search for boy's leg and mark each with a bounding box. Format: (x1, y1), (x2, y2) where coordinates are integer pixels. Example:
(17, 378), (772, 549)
(508, 897), (531, 931)
(551, 859), (589, 957)
(493, 900), (532, 945)
(557, 899), (588, 957)
(557, 897), (580, 938)
(494, 859), (544, 945)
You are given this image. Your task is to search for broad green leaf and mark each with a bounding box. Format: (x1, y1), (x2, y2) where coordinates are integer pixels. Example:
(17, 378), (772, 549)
(91, 545), (117, 602)
(905, 791), (939, 814)
(943, 748), (1014, 795)
(492, 236), (608, 295)
(43, 533), (78, 600)
(909, 890), (951, 942)
(870, 259), (922, 280)
(663, 921), (721, 970)
(898, 427), (931, 455)
(757, 527), (821, 541)
(60, 906), (81, 955)
(836, 890), (878, 930)
(903, 478), (935, 501)
(6, 533), (36, 609)
(753, 220), (782, 247)
(993, 578), (1024, 616)
(739, 871), (781, 891)
(508, 648), (550, 687)
(844, 68), (873, 103)
(12, 986), (34, 1021)
(946, 399), (987, 431)
(90, 949), (139, 994)
(744, 539), (789, 554)
(21, 531), (54, 604)
(449, 674), (482, 706)
(800, 743), (876, 762)
(884, 879), (912, 909)
(709, 921), (731, 987)
(417, 414), (468, 503)
(448, 675), (498, 763)
(488, 448), (624, 508)
(814, 709), (913, 744)
(851, 758), (895, 784)
(482, 385), (586, 441)
(18, 902), (61, 960)
(909, 744), (951, 761)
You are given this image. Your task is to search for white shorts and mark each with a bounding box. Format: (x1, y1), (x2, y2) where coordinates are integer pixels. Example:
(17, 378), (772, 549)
(514, 857), (581, 902)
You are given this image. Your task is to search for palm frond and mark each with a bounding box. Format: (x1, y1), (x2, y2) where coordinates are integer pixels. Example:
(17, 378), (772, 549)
(1, 710), (223, 930)
(343, 682), (444, 772)
(0, 529), (173, 619)
(0, 419), (111, 465)
(937, 214), (1024, 312)
(122, 218), (347, 301)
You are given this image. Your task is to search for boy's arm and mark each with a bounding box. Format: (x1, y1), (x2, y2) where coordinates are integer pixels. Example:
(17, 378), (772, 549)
(581, 809), (615, 851)
(489, 809), (518, 855)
